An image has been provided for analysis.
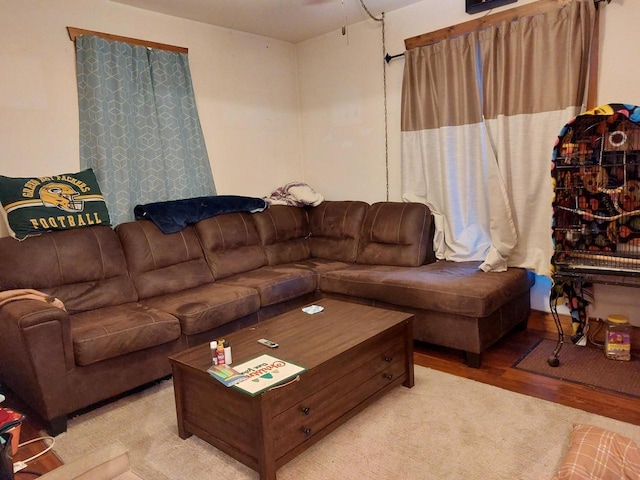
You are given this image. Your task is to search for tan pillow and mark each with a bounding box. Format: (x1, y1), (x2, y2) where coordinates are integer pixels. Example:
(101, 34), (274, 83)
(552, 424), (640, 480)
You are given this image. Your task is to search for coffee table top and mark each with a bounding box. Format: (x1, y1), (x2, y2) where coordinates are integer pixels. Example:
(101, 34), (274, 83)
(170, 298), (413, 374)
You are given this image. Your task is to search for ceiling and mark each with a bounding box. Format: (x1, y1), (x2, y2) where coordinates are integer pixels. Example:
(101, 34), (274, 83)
(110, 0), (424, 44)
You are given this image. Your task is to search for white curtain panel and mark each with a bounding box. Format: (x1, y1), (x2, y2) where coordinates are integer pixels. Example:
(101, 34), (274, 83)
(481, 107), (582, 277)
(402, 123), (495, 263)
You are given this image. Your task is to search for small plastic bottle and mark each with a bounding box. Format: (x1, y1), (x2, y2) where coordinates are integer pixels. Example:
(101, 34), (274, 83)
(216, 340), (226, 365)
(210, 341), (218, 365)
(224, 341), (232, 365)
(604, 314), (631, 361)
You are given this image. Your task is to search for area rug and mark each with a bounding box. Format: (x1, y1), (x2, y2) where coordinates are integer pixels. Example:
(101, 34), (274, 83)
(51, 366), (640, 480)
(514, 339), (640, 398)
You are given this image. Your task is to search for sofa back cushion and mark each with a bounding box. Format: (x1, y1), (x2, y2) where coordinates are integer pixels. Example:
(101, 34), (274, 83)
(195, 212), (266, 279)
(0, 225), (137, 313)
(252, 206), (311, 265)
(116, 220), (214, 299)
(357, 202), (436, 267)
(307, 201), (368, 262)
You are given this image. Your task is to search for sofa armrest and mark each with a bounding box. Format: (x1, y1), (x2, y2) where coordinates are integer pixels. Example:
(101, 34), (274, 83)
(39, 442), (139, 480)
(0, 300), (73, 423)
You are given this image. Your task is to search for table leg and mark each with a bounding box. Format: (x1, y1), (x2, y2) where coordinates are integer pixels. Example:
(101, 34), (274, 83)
(171, 365), (192, 439)
(403, 317), (415, 388)
(257, 401), (277, 479)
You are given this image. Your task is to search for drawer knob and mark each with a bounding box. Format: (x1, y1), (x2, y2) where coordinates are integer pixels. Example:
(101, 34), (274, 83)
(384, 373), (393, 380)
(303, 427), (312, 436)
(301, 406), (311, 415)
(383, 356), (393, 362)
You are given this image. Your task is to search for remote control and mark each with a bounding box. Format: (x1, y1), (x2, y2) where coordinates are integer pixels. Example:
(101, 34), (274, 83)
(257, 338), (279, 348)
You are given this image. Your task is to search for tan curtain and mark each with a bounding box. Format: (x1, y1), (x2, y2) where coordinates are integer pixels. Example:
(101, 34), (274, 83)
(401, 34), (481, 132)
(480, 1), (595, 119)
(401, 0), (596, 276)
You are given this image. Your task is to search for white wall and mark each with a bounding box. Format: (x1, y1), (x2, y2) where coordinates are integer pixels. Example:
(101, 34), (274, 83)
(0, 0), (302, 201)
(296, 0), (640, 322)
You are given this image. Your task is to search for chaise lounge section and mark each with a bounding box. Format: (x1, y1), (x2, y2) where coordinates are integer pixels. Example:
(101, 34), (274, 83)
(0, 199), (533, 434)
(256, 201), (532, 367)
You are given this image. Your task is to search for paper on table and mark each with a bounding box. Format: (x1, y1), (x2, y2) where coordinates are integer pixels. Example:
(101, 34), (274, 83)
(232, 354), (306, 396)
(302, 305), (324, 314)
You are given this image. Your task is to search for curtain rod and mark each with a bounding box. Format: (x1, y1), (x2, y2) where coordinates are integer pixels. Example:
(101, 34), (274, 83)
(384, 52), (405, 63)
(67, 27), (188, 54)
(396, 0), (609, 55)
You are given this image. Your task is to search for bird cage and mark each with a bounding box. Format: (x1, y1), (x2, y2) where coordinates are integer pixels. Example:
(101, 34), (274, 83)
(551, 104), (640, 284)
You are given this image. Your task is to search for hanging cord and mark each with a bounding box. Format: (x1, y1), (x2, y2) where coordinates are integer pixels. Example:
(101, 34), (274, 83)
(341, 0), (349, 43)
(359, 0), (389, 201)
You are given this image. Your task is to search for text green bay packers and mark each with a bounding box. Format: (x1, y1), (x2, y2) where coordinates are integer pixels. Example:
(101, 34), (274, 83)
(22, 176), (91, 198)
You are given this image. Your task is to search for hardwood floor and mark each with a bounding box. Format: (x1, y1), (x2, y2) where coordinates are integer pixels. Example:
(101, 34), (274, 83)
(3, 321), (639, 476)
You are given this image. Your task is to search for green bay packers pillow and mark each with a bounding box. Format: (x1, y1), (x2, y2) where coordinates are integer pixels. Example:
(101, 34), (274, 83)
(0, 168), (111, 240)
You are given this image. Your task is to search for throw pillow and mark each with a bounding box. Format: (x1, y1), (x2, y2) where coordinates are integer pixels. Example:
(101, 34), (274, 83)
(0, 168), (111, 240)
(552, 424), (640, 480)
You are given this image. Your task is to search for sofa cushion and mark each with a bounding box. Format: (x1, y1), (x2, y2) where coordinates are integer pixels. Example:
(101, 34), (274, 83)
(320, 261), (533, 317)
(195, 213), (266, 280)
(252, 206), (311, 265)
(307, 201), (368, 262)
(357, 202), (435, 267)
(140, 283), (260, 335)
(218, 266), (316, 307)
(116, 220), (214, 299)
(70, 303), (181, 366)
(0, 226), (136, 314)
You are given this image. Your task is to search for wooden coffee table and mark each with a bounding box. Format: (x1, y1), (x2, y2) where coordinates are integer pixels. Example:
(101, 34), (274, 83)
(169, 298), (414, 480)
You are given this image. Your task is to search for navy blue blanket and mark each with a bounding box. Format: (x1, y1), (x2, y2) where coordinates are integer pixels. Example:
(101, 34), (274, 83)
(134, 195), (268, 234)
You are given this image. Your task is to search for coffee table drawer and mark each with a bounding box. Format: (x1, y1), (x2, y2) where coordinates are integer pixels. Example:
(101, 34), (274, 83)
(267, 325), (406, 414)
(271, 342), (407, 457)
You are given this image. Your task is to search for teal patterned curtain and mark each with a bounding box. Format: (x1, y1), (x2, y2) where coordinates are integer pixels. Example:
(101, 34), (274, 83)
(75, 35), (216, 225)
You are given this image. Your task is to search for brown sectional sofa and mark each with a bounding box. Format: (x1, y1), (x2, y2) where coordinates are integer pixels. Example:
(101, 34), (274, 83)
(0, 200), (533, 435)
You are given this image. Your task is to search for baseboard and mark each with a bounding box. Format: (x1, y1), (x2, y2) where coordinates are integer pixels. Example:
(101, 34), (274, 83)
(529, 309), (640, 351)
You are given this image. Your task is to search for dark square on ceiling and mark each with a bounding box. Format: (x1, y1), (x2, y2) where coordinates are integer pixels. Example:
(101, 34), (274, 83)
(466, 0), (517, 14)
